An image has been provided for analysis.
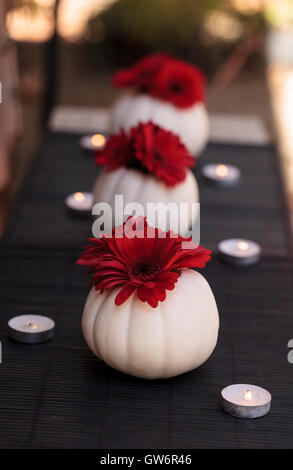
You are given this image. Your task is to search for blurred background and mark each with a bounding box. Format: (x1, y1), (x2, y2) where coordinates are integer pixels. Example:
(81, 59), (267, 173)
(1, 0), (293, 235)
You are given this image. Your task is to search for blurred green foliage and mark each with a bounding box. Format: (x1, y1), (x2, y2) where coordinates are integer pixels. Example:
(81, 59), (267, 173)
(90, 0), (265, 73)
(100, 0), (223, 51)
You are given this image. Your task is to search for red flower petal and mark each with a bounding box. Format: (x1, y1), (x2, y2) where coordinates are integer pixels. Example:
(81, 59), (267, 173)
(137, 286), (150, 302)
(132, 121), (194, 186)
(94, 121), (194, 186)
(112, 54), (205, 108)
(94, 130), (133, 170)
(154, 60), (205, 108)
(77, 218), (211, 308)
(112, 54), (171, 89)
(148, 292), (159, 308)
(115, 285), (136, 306)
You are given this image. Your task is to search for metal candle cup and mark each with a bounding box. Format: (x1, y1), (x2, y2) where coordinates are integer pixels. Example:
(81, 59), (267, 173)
(8, 315), (55, 344)
(221, 384), (272, 419)
(218, 239), (261, 266)
(65, 192), (93, 217)
(79, 134), (106, 152)
(202, 164), (241, 188)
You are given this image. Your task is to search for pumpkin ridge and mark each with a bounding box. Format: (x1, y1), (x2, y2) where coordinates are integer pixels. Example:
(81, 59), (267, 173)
(125, 293), (136, 372)
(116, 166), (134, 201)
(92, 290), (110, 359)
(158, 299), (167, 379)
(82, 288), (99, 354)
(131, 168), (145, 207)
(141, 171), (158, 208)
(147, 302), (166, 380)
(159, 277), (177, 377)
(108, 168), (125, 207)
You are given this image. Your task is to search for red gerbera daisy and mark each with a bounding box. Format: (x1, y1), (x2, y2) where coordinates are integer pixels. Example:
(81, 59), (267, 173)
(112, 54), (205, 108)
(155, 61), (205, 108)
(95, 121), (194, 186)
(77, 217), (211, 308)
(131, 122), (194, 186)
(94, 130), (133, 171)
(112, 53), (170, 91)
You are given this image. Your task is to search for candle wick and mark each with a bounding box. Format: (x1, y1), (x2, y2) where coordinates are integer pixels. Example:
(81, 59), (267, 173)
(24, 320), (39, 331)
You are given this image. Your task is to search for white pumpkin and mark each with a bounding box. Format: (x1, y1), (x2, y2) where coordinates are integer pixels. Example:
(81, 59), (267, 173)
(93, 167), (199, 236)
(111, 93), (209, 156)
(82, 269), (219, 379)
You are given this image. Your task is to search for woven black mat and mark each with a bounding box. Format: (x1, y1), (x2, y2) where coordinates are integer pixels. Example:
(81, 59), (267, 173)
(0, 132), (293, 449)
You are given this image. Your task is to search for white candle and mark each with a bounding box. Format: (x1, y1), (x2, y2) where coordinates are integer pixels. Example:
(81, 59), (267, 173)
(221, 384), (272, 418)
(218, 238), (261, 266)
(201, 163), (241, 188)
(79, 134), (106, 152)
(8, 315), (55, 344)
(65, 192), (93, 216)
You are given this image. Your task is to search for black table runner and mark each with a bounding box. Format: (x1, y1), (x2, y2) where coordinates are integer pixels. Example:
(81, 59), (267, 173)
(0, 133), (293, 449)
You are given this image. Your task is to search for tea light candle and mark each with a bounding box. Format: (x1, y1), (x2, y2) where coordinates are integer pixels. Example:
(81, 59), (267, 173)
(218, 238), (261, 266)
(8, 315), (55, 344)
(202, 164), (241, 188)
(79, 134), (106, 152)
(65, 192), (93, 217)
(221, 384), (272, 419)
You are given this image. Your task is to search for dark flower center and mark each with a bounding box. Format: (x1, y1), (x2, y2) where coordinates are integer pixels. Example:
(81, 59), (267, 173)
(154, 150), (164, 163)
(139, 85), (149, 94)
(169, 82), (182, 94)
(127, 158), (149, 174)
(130, 257), (160, 281)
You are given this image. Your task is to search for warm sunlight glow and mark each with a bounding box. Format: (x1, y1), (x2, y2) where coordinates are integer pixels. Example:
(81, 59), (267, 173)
(91, 134), (106, 148)
(6, 0), (117, 43)
(6, 6), (54, 43)
(237, 241), (249, 251)
(244, 389), (253, 401)
(230, 0), (266, 15)
(204, 11), (244, 43)
(216, 165), (229, 178)
(265, 0), (293, 28)
(74, 192), (86, 202)
(268, 68), (293, 219)
(58, 0), (117, 42)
